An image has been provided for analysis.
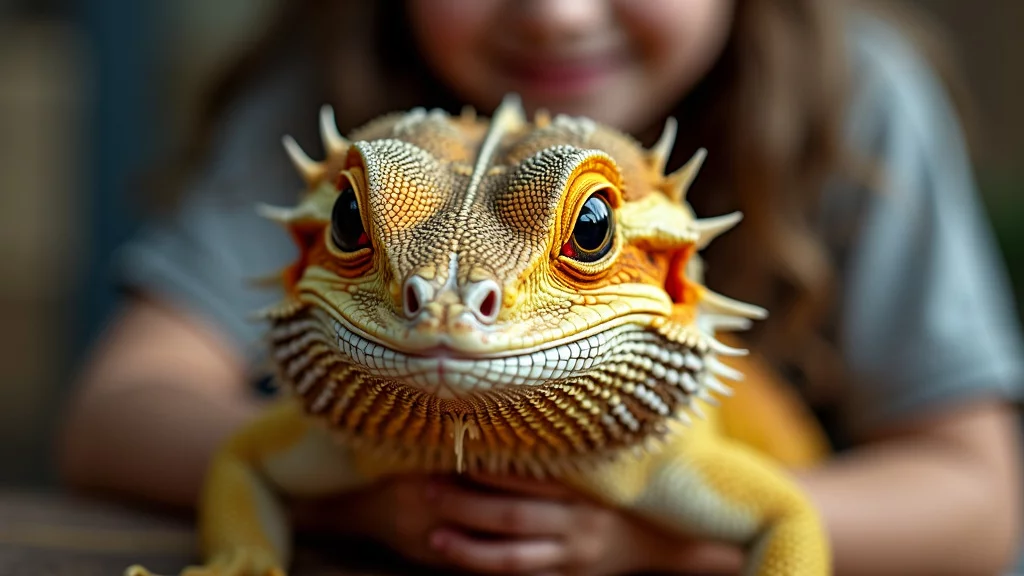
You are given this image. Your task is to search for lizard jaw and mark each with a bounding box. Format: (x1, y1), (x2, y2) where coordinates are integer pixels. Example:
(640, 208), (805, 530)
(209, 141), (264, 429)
(269, 304), (731, 408)
(329, 314), (701, 395)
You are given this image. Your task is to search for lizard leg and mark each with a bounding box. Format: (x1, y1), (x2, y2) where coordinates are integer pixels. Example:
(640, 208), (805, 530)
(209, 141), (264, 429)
(126, 399), (367, 576)
(632, 438), (831, 576)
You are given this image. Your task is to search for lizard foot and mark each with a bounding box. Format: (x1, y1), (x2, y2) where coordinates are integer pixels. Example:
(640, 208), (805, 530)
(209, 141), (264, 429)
(125, 549), (285, 576)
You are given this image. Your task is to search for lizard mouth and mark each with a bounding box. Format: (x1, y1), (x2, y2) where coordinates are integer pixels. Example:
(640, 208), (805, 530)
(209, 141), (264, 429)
(271, 306), (711, 399)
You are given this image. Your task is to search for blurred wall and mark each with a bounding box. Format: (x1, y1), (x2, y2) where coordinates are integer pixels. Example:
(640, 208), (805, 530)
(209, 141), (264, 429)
(0, 17), (86, 486)
(894, 0), (1024, 310)
(0, 0), (277, 486)
(910, 0), (1024, 178)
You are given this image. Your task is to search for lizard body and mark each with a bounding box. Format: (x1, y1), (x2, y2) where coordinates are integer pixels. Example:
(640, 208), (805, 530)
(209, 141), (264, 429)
(127, 95), (832, 575)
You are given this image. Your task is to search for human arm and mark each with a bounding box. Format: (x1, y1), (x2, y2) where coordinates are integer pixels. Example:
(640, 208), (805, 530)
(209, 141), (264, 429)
(787, 14), (1024, 574)
(323, 473), (746, 576)
(57, 295), (268, 508)
(794, 399), (1021, 576)
(58, 74), (310, 508)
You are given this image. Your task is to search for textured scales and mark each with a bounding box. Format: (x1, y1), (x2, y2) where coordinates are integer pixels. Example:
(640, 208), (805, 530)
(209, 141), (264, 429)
(127, 96), (832, 576)
(264, 98), (748, 475)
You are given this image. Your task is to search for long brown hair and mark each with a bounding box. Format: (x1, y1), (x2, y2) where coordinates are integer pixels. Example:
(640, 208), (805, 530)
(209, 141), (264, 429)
(656, 0), (851, 411)
(164, 0), (969, 421)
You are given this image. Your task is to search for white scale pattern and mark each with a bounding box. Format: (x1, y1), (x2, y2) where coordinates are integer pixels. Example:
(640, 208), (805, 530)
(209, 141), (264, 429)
(269, 306), (747, 455)
(328, 317), (648, 393)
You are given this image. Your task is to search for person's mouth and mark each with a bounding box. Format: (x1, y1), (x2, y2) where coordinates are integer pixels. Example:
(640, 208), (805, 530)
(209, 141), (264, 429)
(495, 52), (626, 100)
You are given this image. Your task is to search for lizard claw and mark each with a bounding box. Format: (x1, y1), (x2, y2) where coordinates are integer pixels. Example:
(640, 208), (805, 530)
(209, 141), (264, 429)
(125, 548), (285, 576)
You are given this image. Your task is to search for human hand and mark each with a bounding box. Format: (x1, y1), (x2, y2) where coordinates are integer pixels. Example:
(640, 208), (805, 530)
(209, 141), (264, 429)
(423, 473), (744, 576)
(295, 472), (743, 575)
(293, 474), (450, 568)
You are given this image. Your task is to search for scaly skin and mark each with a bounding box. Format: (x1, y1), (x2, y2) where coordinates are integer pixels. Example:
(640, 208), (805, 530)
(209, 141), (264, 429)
(126, 95), (832, 576)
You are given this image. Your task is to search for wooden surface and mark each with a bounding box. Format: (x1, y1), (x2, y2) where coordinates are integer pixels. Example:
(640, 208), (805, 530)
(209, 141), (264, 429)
(0, 490), (444, 575)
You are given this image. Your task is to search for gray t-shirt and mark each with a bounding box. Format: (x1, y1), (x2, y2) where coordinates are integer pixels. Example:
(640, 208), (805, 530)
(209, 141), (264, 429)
(112, 13), (1024, 444)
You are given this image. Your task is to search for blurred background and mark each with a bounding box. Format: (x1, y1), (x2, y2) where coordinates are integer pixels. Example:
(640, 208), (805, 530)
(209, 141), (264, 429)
(0, 0), (1021, 490)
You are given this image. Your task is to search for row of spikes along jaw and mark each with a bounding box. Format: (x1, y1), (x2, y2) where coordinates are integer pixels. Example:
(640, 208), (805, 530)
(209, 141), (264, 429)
(256, 98), (767, 478)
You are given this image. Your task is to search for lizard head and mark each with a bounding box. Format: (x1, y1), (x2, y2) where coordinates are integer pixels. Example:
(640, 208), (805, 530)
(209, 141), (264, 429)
(260, 95), (765, 475)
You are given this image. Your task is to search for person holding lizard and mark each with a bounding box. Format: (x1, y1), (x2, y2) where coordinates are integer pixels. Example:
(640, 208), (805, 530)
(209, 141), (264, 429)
(60, 1), (1024, 574)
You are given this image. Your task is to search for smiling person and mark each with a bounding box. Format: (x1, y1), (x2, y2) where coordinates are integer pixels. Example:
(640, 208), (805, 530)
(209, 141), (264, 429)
(59, 1), (1024, 575)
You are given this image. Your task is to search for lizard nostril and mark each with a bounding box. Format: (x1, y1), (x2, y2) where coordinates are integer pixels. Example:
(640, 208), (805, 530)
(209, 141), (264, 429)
(463, 280), (501, 324)
(403, 276), (433, 318)
(479, 290), (497, 319)
(405, 284), (420, 315)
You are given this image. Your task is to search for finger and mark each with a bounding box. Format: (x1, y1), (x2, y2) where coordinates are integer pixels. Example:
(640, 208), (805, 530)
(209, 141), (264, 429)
(661, 540), (746, 574)
(434, 486), (574, 537)
(431, 528), (568, 574)
(467, 473), (578, 500)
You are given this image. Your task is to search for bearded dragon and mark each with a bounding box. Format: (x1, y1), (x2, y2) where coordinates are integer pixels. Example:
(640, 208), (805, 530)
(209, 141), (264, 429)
(126, 95), (832, 576)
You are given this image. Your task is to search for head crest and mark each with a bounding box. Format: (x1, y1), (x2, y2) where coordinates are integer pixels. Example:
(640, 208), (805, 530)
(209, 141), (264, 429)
(282, 104), (352, 187)
(491, 93), (527, 131)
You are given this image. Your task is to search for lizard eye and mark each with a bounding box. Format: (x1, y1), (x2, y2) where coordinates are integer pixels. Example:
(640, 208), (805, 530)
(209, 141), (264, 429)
(561, 192), (614, 262)
(331, 182), (369, 252)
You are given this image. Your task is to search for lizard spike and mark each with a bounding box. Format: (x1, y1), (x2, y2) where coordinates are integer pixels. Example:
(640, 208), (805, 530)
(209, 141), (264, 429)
(492, 93), (527, 130)
(319, 105), (349, 156)
(707, 356), (744, 381)
(704, 374), (734, 397)
(673, 409), (694, 427)
(663, 147), (707, 203)
(706, 336), (749, 357)
(701, 289), (768, 320)
(697, 388), (721, 407)
(535, 108), (552, 128)
(256, 201), (322, 227)
(648, 116), (678, 175)
(701, 313), (753, 333)
(687, 397), (707, 420)
(694, 211), (743, 249)
(282, 135), (325, 186)
(256, 202), (299, 224)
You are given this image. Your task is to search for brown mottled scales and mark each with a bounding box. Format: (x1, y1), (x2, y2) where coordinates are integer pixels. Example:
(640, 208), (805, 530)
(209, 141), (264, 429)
(126, 95), (833, 576)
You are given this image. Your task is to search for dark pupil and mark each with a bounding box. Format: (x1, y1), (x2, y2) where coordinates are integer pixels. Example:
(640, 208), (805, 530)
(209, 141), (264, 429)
(573, 196), (611, 252)
(331, 185), (365, 251)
